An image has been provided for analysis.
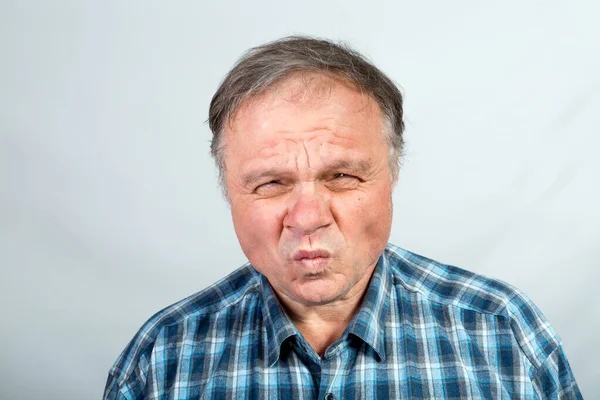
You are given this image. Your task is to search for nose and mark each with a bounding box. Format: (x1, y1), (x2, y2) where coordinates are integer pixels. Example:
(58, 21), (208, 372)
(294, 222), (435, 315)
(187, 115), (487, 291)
(283, 185), (333, 236)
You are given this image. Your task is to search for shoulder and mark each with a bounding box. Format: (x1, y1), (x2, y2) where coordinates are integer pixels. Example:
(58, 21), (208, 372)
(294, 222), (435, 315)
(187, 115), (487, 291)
(105, 263), (262, 387)
(384, 243), (560, 368)
(385, 243), (521, 315)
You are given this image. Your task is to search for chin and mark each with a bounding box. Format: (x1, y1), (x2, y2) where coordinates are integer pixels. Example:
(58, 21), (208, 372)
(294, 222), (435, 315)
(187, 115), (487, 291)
(295, 295), (340, 307)
(292, 280), (346, 305)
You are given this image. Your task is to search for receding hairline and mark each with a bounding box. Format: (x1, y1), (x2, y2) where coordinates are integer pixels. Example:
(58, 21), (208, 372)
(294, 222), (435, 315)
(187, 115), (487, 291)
(222, 70), (382, 137)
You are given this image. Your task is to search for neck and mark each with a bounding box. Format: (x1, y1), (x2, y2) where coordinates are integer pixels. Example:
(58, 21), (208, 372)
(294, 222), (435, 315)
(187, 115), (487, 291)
(276, 266), (375, 356)
(290, 297), (363, 356)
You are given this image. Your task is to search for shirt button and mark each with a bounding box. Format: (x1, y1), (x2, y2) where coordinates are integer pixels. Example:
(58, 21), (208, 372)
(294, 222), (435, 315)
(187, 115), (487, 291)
(324, 393), (335, 400)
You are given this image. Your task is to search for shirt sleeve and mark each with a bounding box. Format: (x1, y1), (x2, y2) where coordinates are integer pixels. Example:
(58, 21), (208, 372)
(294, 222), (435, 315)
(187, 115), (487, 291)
(532, 344), (583, 400)
(102, 320), (157, 399)
(102, 370), (145, 400)
(102, 372), (124, 400)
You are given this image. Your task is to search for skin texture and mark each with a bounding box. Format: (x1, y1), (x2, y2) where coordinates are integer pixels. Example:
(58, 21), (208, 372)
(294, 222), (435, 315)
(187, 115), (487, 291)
(223, 73), (394, 354)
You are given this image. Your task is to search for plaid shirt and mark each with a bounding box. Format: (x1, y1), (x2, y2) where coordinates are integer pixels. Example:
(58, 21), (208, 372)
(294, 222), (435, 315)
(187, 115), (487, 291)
(103, 244), (582, 399)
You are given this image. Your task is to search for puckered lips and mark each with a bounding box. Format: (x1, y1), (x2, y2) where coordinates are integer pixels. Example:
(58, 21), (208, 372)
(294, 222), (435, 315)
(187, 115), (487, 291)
(291, 249), (332, 274)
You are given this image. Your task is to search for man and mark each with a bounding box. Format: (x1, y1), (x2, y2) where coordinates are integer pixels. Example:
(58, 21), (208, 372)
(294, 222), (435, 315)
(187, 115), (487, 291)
(103, 36), (582, 399)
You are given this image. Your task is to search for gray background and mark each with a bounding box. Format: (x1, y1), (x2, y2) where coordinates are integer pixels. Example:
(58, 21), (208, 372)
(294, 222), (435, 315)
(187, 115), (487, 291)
(1, 1), (598, 399)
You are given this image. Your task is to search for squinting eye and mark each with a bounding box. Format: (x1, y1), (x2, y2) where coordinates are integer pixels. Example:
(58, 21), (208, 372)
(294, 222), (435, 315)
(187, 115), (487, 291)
(327, 173), (361, 192)
(254, 180), (290, 197)
(257, 180), (280, 189)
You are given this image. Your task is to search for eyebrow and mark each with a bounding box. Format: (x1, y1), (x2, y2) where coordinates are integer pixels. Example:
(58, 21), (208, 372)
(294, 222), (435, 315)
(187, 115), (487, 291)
(241, 159), (374, 188)
(323, 160), (373, 176)
(241, 169), (288, 188)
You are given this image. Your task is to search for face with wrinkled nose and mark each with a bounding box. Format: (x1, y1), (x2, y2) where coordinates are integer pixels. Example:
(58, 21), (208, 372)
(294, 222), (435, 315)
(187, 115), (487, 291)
(223, 74), (394, 307)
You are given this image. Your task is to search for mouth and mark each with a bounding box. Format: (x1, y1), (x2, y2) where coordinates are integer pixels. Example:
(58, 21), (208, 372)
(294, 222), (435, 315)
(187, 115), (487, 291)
(291, 249), (332, 272)
(293, 249), (331, 261)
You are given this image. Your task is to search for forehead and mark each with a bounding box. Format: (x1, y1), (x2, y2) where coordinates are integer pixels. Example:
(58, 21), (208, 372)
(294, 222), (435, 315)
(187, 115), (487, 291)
(223, 73), (386, 163)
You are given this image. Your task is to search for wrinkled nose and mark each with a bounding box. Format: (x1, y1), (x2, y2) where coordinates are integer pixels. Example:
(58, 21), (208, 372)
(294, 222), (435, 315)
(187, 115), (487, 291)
(283, 186), (333, 236)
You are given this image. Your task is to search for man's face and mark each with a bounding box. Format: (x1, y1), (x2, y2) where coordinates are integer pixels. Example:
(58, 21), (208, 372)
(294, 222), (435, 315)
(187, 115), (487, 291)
(223, 74), (394, 307)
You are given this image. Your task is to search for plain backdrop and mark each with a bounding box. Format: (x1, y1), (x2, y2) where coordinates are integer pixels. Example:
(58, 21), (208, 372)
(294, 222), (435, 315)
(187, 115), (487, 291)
(1, 1), (598, 399)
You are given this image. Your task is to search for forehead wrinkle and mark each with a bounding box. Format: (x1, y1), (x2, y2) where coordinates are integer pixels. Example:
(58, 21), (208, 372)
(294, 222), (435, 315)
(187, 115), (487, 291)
(227, 88), (380, 154)
(301, 141), (312, 173)
(227, 72), (382, 136)
(241, 138), (357, 180)
(274, 126), (336, 142)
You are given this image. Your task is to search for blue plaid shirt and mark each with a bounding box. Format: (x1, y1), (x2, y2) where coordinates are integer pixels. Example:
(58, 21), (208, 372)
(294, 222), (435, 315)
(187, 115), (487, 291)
(103, 244), (582, 399)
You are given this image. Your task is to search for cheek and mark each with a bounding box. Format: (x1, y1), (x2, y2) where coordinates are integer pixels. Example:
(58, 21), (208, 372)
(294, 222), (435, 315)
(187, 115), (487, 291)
(333, 189), (392, 240)
(231, 200), (286, 253)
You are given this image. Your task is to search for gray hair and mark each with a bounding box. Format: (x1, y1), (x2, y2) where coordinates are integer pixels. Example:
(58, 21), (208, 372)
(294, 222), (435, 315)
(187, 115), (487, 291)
(208, 36), (405, 191)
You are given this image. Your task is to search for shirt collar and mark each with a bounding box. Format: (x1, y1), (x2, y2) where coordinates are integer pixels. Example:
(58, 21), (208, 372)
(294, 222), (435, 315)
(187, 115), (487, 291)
(258, 253), (391, 365)
(345, 254), (390, 361)
(259, 273), (299, 367)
